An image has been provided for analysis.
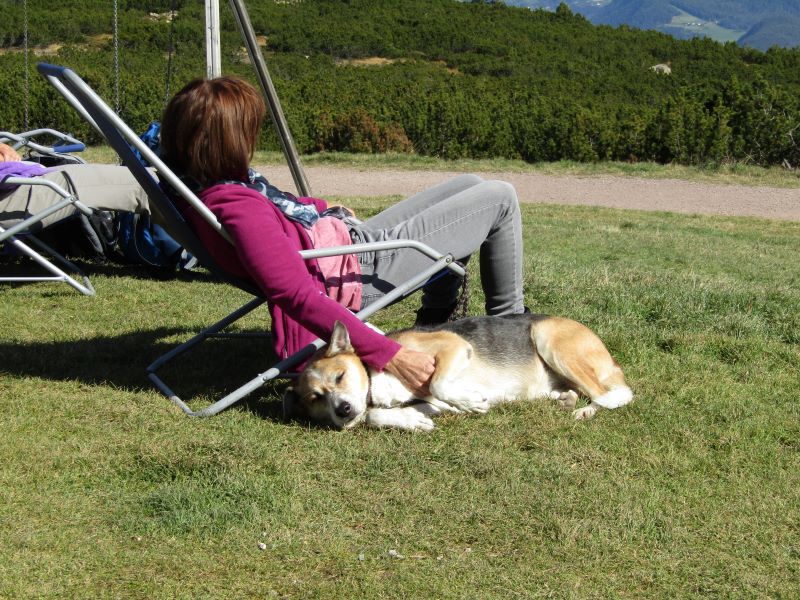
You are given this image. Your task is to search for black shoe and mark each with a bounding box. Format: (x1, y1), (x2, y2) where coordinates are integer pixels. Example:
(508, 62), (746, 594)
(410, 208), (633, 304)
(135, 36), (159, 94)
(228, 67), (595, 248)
(414, 303), (457, 326)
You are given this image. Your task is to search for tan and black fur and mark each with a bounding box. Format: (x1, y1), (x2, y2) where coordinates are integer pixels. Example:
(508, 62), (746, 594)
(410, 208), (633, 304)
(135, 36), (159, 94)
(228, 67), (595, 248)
(284, 314), (633, 431)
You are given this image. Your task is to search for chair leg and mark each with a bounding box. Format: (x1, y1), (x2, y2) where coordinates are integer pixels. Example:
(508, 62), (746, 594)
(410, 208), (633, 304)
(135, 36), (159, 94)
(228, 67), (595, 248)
(146, 296), (270, 414)
(0, 228), (95, 296)
(164, 341), (321, 418)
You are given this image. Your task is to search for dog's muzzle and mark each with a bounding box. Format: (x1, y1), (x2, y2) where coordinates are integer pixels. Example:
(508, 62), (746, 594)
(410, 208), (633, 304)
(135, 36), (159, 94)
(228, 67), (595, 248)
(330, 397), (366, 430)
(335, 401), (353, 419)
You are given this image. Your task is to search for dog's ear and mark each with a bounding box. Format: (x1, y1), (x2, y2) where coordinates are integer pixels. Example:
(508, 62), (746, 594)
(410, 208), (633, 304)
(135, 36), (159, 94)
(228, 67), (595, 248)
(282, 386), (305, 421)
(326, 320), (353, 357)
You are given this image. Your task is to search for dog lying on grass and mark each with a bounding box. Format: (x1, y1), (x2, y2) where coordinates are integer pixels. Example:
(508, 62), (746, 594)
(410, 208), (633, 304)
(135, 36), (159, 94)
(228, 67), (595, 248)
(283, 313), (633, 431)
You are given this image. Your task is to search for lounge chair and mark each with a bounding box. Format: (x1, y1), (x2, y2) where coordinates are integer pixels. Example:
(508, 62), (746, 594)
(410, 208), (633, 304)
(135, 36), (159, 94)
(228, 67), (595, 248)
(38, 62), (466, 417)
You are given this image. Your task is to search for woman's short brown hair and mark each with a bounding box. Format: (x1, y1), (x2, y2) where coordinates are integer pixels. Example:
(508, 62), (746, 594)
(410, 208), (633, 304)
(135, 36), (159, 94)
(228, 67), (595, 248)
(160, 76), (266, 186)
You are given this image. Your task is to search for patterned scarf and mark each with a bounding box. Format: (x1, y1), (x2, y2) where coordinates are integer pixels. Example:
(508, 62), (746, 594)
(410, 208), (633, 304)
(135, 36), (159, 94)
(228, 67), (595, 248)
(218, 168), (319, 228)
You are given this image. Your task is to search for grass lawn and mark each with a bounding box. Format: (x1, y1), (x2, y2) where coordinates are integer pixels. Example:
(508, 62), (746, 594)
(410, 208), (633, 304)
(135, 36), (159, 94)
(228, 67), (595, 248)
(1, 199), (798, 598)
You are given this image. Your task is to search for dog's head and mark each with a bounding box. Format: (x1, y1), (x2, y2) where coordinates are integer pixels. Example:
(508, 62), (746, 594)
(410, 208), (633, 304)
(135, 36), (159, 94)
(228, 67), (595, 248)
(283, 321), (370, 429)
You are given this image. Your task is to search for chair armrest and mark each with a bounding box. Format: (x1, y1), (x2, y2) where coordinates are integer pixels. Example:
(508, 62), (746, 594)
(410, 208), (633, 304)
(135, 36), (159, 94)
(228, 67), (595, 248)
(299, 240), (467, 278)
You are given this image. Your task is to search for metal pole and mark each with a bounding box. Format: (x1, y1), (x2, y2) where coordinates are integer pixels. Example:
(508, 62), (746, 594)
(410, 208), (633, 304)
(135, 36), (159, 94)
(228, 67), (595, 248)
(227, 0), (311, 196)
(23, 0), (29, 130)
(205, 0), (222, 78)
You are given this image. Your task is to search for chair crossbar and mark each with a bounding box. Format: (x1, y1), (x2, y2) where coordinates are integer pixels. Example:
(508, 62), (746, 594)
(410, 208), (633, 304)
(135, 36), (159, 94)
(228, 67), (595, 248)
(0, 226), (95, 295)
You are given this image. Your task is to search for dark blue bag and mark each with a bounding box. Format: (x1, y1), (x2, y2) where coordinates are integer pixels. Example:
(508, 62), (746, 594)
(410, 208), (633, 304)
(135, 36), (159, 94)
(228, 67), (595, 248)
(116, 212), (187, 268)
(118, 122), (194, 270)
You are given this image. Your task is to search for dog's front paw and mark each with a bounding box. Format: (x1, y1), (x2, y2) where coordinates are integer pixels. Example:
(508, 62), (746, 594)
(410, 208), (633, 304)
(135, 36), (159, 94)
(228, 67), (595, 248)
(365, 407), (436, 431)
(422, 398), (463, 415)
(429, 382), (490, 414)
(447, 394), (490, 414)
(402, 411), (436, 432)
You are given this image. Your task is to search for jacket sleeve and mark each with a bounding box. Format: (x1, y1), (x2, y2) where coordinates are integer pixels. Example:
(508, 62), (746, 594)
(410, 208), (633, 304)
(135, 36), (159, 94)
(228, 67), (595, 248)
(207, 186), (401, 369)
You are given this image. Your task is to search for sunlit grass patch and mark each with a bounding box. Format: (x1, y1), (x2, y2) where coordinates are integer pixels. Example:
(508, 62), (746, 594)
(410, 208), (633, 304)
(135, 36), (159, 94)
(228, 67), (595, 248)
(1, 202), (798, 598)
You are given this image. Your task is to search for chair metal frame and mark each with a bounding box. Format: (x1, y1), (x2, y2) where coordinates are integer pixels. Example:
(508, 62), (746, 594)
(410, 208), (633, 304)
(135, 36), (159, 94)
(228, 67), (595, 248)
(38, 62), (465, 417)
(1, 130), (96, 295)
(1, 129), (87, 165)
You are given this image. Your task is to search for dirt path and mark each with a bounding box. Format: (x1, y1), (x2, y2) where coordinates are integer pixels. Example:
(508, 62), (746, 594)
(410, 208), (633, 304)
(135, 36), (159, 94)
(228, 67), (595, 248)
(259, 165), (800, 221)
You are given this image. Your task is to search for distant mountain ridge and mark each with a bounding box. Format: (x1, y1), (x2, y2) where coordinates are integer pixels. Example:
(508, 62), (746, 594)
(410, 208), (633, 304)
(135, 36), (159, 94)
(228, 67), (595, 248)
(738, 15), (800, 50)
(500, 0), (800, 49)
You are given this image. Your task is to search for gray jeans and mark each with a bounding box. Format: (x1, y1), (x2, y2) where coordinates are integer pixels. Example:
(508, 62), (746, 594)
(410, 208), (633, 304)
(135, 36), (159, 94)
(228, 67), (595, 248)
(0, 164), (149, 231)
(350, 174), (524, 315)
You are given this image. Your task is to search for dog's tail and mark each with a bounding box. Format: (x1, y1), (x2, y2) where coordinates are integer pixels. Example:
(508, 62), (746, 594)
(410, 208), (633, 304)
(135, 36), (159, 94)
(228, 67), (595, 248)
(531, 317), (633, 409)
(591, 375), (633, 409)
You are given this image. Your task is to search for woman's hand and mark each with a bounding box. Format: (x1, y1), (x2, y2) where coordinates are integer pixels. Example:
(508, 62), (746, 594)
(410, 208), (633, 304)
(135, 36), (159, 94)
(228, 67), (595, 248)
(322, 205), (358, 220)
(384, 347), (435, 397)
(0, 143), (21, 162)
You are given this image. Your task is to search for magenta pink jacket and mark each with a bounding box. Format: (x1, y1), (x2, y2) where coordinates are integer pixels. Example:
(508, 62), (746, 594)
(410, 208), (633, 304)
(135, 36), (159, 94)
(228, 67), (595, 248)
(178, 183), (401, 370)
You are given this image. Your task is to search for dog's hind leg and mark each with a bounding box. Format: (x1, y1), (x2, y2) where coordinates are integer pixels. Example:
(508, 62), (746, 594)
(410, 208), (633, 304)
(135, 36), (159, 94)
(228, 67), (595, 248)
(549, 389), (579, 412)
(532, 318), (633, 420)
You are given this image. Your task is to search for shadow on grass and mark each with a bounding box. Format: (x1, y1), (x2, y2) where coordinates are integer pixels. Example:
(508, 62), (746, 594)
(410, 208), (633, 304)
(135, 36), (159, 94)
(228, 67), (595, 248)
(0, 326), (289, 421)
